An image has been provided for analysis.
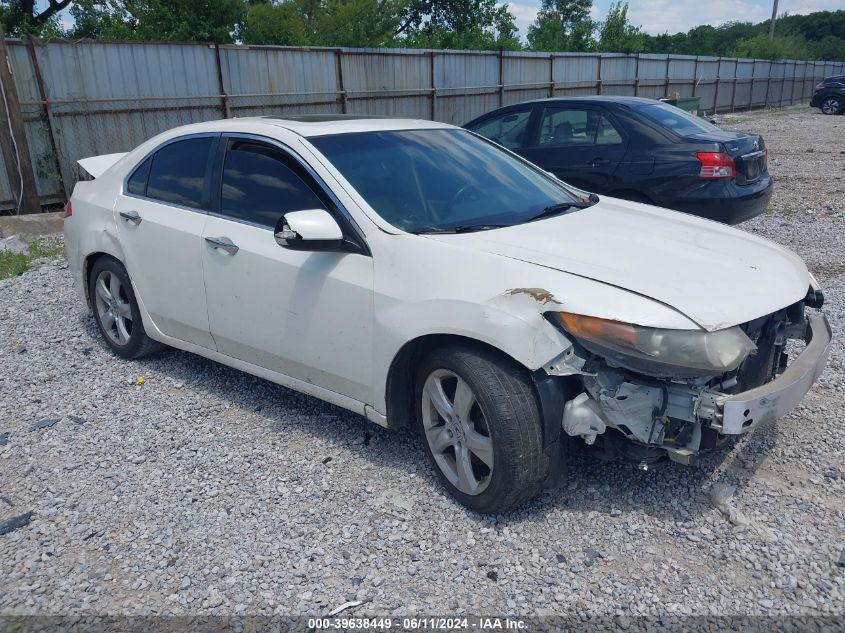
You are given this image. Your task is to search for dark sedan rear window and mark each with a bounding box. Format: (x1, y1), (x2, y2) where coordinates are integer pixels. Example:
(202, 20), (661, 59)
(635, 102), (720, 137)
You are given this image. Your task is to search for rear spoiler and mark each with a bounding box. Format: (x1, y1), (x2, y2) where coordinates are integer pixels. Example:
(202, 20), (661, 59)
(77, 152), (128, 179)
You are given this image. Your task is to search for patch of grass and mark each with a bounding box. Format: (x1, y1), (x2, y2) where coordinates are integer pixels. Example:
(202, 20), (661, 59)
(0, 251), (32, 279)
(0, 239), (65, 281)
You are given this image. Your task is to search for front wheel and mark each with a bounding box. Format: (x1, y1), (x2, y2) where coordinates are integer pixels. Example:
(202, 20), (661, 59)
(415, 345), (546, 513)
(821, 96), (843, 115)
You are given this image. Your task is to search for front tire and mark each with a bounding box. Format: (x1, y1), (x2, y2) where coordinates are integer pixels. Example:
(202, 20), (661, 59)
(821, 96), (843, 115)
(88, 256), (163, 359)
(415, 345), (546, 513)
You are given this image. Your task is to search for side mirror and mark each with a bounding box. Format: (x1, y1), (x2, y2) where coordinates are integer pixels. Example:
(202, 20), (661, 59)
(274, 209), (344, 250)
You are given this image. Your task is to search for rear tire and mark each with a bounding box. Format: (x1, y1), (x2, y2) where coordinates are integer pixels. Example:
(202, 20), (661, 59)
(415, 345), (545, 513)
(88, 256), (163, 359)
(820, 96), (843, 115)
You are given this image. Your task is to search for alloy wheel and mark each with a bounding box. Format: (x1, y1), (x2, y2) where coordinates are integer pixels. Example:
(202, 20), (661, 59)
(421, 369), (494, 495)
(821, 97), (841, 115)
(93, 270), (134, 346)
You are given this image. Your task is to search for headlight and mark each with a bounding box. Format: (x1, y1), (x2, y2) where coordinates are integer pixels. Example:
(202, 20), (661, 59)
(553, 312), (757, 376)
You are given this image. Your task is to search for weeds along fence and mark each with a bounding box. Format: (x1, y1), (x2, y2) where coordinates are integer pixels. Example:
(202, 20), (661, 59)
(0, 37), (843, 214)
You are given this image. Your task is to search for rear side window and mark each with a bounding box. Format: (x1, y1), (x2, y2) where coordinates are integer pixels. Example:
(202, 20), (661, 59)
(126, 156), (151, 196)
(220, 140), (324, 228)
(635, 103), (719, 136)
(146, 137), (214, 209)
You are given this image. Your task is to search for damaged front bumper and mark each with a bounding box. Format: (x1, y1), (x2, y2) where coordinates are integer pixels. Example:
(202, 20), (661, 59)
(714, 313), (831, 433)
(562, 313), (831, 464)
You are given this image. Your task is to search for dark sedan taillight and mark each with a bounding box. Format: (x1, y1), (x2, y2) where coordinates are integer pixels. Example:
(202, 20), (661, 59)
(696, 152), (736, 179)
(815, 82), (826, 90)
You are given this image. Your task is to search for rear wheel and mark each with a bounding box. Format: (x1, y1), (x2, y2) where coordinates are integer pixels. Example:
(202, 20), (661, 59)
(88, 256), (163, 359)
(821, 96), (843, 115)
(415, 345), (545, 513)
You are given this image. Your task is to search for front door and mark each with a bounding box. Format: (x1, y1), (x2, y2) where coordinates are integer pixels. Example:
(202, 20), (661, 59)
(201, 137), (374, 405)
(113, 135), (217, 349)
(520, 106), (627, 192)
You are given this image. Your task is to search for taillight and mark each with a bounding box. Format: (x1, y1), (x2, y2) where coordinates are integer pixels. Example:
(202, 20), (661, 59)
(64, 200), (73, 218)
(815, 82), (825, 90)
(696, 152), (735, 179)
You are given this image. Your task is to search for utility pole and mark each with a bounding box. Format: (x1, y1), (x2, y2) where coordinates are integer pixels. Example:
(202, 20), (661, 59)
(769, 0), (779, 39)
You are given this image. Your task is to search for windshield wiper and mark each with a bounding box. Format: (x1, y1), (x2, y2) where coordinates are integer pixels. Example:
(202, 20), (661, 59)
(410, 223), (512, 234)
(528, 198), (597, 223)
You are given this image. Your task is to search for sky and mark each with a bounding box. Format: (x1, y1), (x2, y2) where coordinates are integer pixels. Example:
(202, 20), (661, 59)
(505, 0), (845, 37)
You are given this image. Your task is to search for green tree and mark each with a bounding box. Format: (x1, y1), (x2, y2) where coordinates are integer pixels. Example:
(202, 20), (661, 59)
(809, 35), (845, 61)
(527, 0), (594, 52)
(401, 0), (520, 50)
(595, 2), (644, 53)
(0, 0), (69, 36)
(398, 0), (520, 50)
(68, 0), (245, 43)
(730, 33), (810, 60)
(238, 1), (309, 45)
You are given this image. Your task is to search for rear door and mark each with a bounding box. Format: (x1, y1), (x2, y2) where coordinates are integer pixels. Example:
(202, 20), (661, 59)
(113, 134), (217, 349)
(201, 135), (374, 404)
(519, 105), (628, 192)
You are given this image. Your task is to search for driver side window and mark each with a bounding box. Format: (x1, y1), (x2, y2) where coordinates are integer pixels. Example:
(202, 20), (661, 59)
(220, 140), (324, 229)
(468, 110), (531, 150)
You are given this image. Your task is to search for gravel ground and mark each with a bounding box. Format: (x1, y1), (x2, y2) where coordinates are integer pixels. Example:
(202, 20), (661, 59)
(0, 105), (843, 620)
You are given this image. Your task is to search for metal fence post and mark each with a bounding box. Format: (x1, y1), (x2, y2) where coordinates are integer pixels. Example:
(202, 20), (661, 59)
(596, 54), (602, 95)
(335, 49), (347, 114)
(633, 54), (640, 96)
(26, 37), (66, 200)
(213, 44), (231, 118)
(0, 28), (41, 214)
(692, 56), (699, 97)
(498, 49), (505, 106)
(713, 57), (722, 113)
(548, 54), (555, 98)
(664, 55), (670, 97)
(430, 51), (436, 120)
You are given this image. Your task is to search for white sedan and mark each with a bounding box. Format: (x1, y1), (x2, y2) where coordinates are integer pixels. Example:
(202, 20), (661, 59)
(64, 116), (831, 513)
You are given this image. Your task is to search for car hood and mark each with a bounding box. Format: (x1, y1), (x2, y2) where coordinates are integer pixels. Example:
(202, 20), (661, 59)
(424, 198), (809, 331)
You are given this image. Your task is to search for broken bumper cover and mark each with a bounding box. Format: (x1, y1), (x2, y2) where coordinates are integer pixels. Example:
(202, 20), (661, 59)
(714, 313), (831, 434)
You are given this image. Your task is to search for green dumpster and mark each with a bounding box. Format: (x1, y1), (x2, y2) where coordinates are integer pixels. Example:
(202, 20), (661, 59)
(660, 96), (701, 116)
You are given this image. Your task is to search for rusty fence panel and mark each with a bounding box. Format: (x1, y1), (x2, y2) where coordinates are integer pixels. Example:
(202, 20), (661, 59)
(0, 37), (842, 213)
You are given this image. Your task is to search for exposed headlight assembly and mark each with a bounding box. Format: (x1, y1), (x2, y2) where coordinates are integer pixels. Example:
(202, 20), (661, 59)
(553, 312), (757, 377)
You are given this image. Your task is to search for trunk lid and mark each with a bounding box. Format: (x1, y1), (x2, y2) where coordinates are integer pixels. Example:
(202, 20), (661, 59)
(687, 131), (767, 185)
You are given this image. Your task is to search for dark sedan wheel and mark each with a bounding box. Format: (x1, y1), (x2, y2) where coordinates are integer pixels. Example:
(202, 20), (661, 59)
(89, 256), (163, 359)
(821, 96), (843, 115)
(415, 345), (546, 513)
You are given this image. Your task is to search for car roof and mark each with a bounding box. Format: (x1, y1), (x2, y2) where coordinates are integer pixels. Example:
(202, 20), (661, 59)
(169, 115), (455, 138)
(522, 95), (659, 107)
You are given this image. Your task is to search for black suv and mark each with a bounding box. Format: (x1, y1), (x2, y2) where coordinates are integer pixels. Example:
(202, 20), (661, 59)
(810, 75), (845, 115)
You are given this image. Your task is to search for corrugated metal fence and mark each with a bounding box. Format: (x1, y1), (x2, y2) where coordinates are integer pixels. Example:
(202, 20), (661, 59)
(1, 38), (843, 213)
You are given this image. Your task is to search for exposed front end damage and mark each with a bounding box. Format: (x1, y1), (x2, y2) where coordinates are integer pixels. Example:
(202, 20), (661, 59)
(554, 299), (832, 466)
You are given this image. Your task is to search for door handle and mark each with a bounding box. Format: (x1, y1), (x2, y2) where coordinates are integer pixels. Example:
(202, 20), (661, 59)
(589, 158), (610, 167)
(205, 236), (239, 255)
(119, 210), (142, 225)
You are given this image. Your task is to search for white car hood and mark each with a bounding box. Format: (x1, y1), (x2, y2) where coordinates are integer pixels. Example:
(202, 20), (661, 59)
(425, 198), (809, 332)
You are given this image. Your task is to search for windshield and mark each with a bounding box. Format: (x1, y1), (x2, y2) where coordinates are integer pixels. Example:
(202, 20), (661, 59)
(635, 102), (721, 136)
(308, 128), (579, 233)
